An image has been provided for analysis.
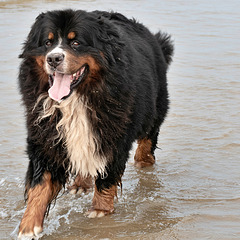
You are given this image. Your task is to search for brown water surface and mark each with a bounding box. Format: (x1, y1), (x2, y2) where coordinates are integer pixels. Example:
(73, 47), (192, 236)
(0, 0), (240, 239)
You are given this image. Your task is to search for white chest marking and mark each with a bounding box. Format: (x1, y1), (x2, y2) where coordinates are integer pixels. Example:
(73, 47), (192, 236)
(38, 92), (107, 178)
(58, 93), (107, 178)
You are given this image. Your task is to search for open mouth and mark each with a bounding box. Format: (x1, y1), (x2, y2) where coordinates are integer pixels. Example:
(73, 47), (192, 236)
(48, 65), (87, 102)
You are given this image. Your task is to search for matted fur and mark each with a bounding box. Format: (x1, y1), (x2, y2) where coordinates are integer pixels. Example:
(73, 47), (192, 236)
(36, 92), (107, 178)
(18, 9), (174, 238)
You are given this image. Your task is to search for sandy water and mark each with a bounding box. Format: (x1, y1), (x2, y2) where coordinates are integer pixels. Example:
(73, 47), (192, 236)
(0, 0), (240, 239)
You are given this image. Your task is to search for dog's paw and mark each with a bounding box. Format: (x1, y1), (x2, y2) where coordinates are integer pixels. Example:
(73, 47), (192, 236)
(134, 153), (155, 168)
(68, 185), (91, 195)
(85, 208), (114, 218)
(68, 174), (93, 195)
(134, 158), (154, 168)
(18, 225), (42, 239)
(18, 206), (44, 239)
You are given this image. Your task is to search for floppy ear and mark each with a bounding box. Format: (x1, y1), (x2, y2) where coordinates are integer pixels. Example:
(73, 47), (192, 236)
(94, 15), (125, 64)
(19, 12), (46, 58)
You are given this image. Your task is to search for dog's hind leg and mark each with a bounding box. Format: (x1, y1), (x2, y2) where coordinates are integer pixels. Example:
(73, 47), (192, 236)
(134, 122), (161, 168)
(18, 172), (62, 238)
(134, 137), (156, 168)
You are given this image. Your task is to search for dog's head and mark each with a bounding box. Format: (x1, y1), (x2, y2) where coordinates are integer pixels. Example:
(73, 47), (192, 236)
(20, 10), (123, 102)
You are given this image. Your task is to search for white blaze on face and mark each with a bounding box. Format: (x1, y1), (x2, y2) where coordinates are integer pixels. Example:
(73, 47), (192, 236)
(45, 37), (72, 102)
(45, 37), (66, 74)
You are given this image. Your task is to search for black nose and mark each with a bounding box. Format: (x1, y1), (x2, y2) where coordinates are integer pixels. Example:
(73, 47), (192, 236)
(47, 53), (64, 68)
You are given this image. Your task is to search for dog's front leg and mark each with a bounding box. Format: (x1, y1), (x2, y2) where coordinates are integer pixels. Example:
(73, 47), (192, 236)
(18, 172), (61, 238)
(86, 184), (117, 218)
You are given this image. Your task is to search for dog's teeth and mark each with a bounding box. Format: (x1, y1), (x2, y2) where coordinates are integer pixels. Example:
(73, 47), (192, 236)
(80, 67), (85, 75)
(73, 73), (77, 77)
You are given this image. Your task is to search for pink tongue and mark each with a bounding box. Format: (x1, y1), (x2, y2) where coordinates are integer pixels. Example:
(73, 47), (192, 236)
(48, 72), (72, 102)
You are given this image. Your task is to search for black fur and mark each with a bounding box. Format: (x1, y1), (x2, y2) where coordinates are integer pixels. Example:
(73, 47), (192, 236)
(19, 9), (173, 196)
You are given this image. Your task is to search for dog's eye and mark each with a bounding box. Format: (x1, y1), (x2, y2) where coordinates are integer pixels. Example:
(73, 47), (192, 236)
(45, 40), (52, 47)
(71, 40), (80, 47)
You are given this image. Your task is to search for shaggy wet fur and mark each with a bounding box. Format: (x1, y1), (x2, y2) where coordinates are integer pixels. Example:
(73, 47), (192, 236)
(18, 9), (173, 237)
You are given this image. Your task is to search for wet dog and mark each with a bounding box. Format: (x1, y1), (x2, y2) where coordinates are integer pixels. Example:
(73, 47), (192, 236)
(18, 9), (173, 238)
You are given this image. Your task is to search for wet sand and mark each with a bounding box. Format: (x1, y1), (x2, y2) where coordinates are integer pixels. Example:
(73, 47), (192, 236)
(0, 0), (240, 239)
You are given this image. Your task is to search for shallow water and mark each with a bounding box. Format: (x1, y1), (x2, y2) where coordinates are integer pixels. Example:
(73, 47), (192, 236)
(0, 0), (240, 239)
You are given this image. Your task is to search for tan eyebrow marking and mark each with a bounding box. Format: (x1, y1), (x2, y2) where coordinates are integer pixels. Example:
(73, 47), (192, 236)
(67, 31), (76, 40)
(48, 32), (54, 40)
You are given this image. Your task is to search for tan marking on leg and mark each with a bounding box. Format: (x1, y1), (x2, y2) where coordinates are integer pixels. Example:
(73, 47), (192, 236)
(134, 138), (155, 168)
(85, 184), (117, 218)
(68, 174), (93, 194)
(18, 172), (62, 238)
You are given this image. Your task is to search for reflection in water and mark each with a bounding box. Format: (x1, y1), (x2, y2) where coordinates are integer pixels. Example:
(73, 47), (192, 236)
(1, 0), (240, 239)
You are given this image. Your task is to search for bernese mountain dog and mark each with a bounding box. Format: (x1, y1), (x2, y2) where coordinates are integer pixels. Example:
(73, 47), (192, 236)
(18, 9), (173, 238)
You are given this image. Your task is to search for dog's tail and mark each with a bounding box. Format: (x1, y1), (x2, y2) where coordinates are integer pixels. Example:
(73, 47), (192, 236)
(155, 32), (174, 66)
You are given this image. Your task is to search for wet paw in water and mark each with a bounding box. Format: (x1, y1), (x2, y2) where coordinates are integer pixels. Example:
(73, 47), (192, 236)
(68, 186), (90, 195)
(67, 174), (93, 195)
(18, 225), (42, 239)
(85, 208), (114, 218)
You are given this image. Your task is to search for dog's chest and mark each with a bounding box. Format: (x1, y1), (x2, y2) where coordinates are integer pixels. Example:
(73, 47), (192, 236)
(59, 98), (107, 178)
